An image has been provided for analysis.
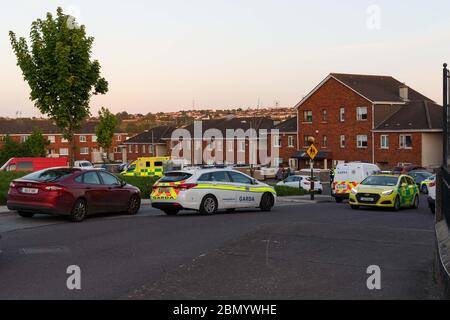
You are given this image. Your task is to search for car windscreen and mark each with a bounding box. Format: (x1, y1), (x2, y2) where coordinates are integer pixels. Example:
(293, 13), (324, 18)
(361, 176), (399, 186)
(159, 172), (192, 182)
(21, 169), (74, 182)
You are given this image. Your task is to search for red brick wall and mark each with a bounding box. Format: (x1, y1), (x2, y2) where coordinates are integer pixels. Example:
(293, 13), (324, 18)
(124, 143), (165, 162)
(298, 78), (373, 168)
(374, 132), (422, 169)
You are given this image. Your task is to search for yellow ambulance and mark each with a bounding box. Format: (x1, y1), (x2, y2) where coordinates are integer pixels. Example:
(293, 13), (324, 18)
(121, 157), (171, 177)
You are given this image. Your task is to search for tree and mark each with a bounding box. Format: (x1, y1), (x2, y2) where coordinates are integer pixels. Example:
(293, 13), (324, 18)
(9, 7), (108, 166)
(23, 127), (50, 157)
(95, 107), (118, 162)
(0, 136), (27, 166)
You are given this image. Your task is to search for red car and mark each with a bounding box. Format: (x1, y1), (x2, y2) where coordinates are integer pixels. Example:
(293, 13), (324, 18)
(7, 168), (141, 222)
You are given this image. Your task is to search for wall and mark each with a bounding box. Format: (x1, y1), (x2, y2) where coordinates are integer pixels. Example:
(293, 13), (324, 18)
(422, 132), (443, 168)
(374, 132), (422, 168)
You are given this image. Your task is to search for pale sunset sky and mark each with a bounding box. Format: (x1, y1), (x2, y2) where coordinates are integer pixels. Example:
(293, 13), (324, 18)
(1, 0), (450, 117)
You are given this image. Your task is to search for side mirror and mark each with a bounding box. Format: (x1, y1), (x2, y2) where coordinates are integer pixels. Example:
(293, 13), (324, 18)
(252, 179), (258, 185)
(120, 180), (127, 187)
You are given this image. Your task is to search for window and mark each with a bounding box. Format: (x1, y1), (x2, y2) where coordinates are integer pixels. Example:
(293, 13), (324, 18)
(20, 135), (28, 143)
(135, 145), (139, 153)
(92, 135), (98, 143)
(340, 135), (346, 148)
(339, 107), (345, 122)
(322, 109), (328, 122)
(79, 135), (87, 143)
(149, 144), (154, 153)
(160, 172), (193, 182)
(23, 168), (74, 182)
(142, 145), (146, 153)
(357, 107), (368, 121)
(288, 136), (295, 148)
(228, 171), (253, 184)
(399, 135), (413, 149)
(48, 136), (56, 143)
(113, 147), (119, 153)
(273, 136), (282, 147)
(274, 158), (284, 166)
(59, 148), (69, 156)
(83, 172), (101, 185)
(80, 147), (89, 155)
(303, 110), (313, 123)
(128, 145), (132, 153)
(209, 171), (231, 183)
(61, 137), (68, 143)
(323, 136), (328, 148)
(17, 161), (33, 171)
(227, 140), (234, 152)
(357, 135), (368, 148)
(116, 135), (122, 141)
(380, 135), (389, 149)
(238, 140), (245, 152)
(304, 135), (314, 147)
(99, 171), (121, 186)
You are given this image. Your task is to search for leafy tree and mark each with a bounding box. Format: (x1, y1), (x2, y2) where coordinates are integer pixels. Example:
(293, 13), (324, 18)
(0, 136), (27, 166)
(95, 107), (118, 162)
(9, 7), (108, 165)
(22, 127), (50, 158)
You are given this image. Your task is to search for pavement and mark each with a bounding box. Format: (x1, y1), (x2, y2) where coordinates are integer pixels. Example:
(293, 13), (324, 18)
(0, 194), (439, 300)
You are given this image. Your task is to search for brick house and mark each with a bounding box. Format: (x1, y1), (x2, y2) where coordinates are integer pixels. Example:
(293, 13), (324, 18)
(0, 118), (128, 163)
(121, 126), (176, 163)
(294, 73), (443, 170)
(271, 117), (298, 168)
(167, 117), (276, 165)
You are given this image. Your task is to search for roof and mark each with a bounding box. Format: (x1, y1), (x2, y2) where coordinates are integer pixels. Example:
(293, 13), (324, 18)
(374, 100), (443, 131)
(181, 117), (274, 136)
(0, 118), (125, 135)
(272, 117), (297, 132)
(295, 73), (435, 108)
(123, 126), (176, 144)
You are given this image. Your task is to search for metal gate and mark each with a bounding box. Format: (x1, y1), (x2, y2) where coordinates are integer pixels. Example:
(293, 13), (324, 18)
(442, 64), (450, 223)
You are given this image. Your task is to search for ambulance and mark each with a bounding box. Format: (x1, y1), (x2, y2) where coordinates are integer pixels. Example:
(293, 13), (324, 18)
(120, 157), (170, 177)
(332, 162), (381, 203)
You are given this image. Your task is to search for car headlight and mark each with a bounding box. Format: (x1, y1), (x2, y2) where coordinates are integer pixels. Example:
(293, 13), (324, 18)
(350, 188), (358, 195)
(382, 190), (394, 196)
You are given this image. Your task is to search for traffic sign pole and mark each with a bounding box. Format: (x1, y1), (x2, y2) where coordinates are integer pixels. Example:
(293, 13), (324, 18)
(310, 160), (314, 201)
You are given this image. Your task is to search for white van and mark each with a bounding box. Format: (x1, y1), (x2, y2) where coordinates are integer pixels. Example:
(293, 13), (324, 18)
(332, 162), (380, 203)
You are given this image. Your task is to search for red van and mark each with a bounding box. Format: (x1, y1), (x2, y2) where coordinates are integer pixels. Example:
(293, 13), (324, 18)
(0, 157), (69, 172)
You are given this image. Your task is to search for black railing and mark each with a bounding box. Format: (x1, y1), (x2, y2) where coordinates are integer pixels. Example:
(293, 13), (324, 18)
(442, 64), (450, 224)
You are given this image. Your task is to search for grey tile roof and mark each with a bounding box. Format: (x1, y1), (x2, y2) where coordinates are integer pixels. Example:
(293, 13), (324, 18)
(123, 126), (176, 144)
(272, 117), (297, 132)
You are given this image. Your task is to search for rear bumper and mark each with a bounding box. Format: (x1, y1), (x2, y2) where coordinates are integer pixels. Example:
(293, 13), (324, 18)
(151, 202), (184, 211)
(333, 193), (350, 199)
(7, 201), (66, 215)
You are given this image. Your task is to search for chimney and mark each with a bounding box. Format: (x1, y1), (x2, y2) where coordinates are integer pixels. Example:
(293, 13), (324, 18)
(399, 84), (409, 101)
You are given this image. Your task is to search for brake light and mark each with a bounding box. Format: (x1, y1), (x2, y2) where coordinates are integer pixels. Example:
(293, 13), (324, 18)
(304, 181), (310, 185)
(174, 183), (198, 191)
(152, 185), (159, 190)
(429, 181), (436, 188)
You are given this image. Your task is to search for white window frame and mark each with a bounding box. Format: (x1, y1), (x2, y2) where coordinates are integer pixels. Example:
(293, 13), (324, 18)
(380, 135), (389, 149)
(238, 140), (246, 152)
(356, 107), (368, 121)
(399, 135), (413, 149)
(59, 148), (69, 156)
(135, 145), (139, 153)
(339, 107), (345, 122)
(61, 137), (69, 143)
(303, 110), (313, 123)
(273, 136), (282, 147)
(149, 144), (154, 154)
(227, 140), (234, 152)
(48, 135), (56, 144)
(79, 135), (87, 143)
(216, 140), (223, 152)
(323, 135), (328, 148)
(340, 135), (346, 148)
(116, 134), (122, 141)
(92, 135), (98, 143)
(80, 147), (89, 155)
(357, 135), (368, 149)
(288, 136), (295, 148)
(20, 135), (29, 143)
(128, 145), (132, 153)
(142, 145), (146, 153)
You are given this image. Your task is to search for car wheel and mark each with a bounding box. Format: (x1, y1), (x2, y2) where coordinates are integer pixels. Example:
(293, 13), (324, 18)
(260, 193), (275, 212)
(411, 195), (419, 209)
(392, 196), (401, 212)
(350, 205), (360, 210)
(18, 211), (35, 218)
(200, 195), (218, 215)
(163, 208), (180, 216)
(335, 197), (344, 203)
(126, 194), (141, 215)
(421, 185), (428, 194)
(69, 199), (88, 222)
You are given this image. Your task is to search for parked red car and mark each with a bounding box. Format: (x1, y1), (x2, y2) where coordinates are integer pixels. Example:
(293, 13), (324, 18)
(7, 168), (141, 222)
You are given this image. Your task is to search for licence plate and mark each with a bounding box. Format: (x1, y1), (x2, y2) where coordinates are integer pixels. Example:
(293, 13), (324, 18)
(336, 184), (347, 190)
(360, 197), (374, 202)
(159, 187), (170, 193)
(21, 188), (38, 194)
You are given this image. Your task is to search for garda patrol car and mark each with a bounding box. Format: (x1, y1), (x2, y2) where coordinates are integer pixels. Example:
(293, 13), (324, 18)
(150, 168), (277, 215)
(349, 174), (420, 211)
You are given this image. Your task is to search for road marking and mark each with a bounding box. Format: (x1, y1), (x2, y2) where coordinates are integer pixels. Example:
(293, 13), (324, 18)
(20, 246), (71, 255)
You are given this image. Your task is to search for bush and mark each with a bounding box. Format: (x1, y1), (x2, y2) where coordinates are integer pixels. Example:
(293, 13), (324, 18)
(119, 175), (159, 199)
(0, 172), (28, 205)
(274, 185), (309, 197)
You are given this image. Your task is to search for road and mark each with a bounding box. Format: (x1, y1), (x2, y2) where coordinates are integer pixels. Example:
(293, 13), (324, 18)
(0, 196), (439, 300)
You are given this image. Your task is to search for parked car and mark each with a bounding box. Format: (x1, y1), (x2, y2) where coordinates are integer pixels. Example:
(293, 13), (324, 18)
(408, 171), (434, 193)
(74, 160), (95, 170)
(277, 175), (323, 193)
(332, 162), (381, 203)
(392, 165), (425, 174)
(7, 168), (141, 222)
(428, 178), (436, 214)
(0, 157), (69, 172)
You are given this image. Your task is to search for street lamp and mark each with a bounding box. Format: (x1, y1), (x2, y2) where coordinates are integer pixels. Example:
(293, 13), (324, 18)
(307, 136), (315, 201)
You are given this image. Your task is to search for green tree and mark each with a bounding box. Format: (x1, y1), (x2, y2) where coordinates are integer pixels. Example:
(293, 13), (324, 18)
(0, 136), (27, 166)
(95, 107), (118, 162)
(9, 7), (108, 166)
(22, 127), (50, 157)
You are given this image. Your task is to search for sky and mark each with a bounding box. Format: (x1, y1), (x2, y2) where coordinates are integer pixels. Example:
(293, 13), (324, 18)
(1, 0), (450, 118)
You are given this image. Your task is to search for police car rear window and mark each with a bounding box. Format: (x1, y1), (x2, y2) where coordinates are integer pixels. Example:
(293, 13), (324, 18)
(160, 172), (192, 182)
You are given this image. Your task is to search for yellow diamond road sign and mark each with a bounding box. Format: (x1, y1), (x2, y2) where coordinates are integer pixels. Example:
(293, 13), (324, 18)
(307, 144), (318, 160)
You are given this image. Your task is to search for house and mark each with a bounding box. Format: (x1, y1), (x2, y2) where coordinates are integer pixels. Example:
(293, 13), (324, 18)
(294, 73), (443, 170)
(167, 117), (276, 165)
(270, 117), (298, 168)
(0, 118), (128, 163)
(121, 126), (176, 163)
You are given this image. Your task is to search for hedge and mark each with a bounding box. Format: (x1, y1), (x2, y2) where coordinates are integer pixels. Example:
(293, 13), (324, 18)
(0, 172), (28, 205)
(119, 175), (159, 199)
(274, 185), (309, 197)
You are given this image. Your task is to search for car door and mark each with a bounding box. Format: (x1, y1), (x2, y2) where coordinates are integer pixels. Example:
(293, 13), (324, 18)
(98, 171), (130, 212)
(286, 176), (301, 188)
(398, 177), (410, 207)
(228, 171), (259, 208)
(79, 171), (104, 213)
(208, 171), (236, 209)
